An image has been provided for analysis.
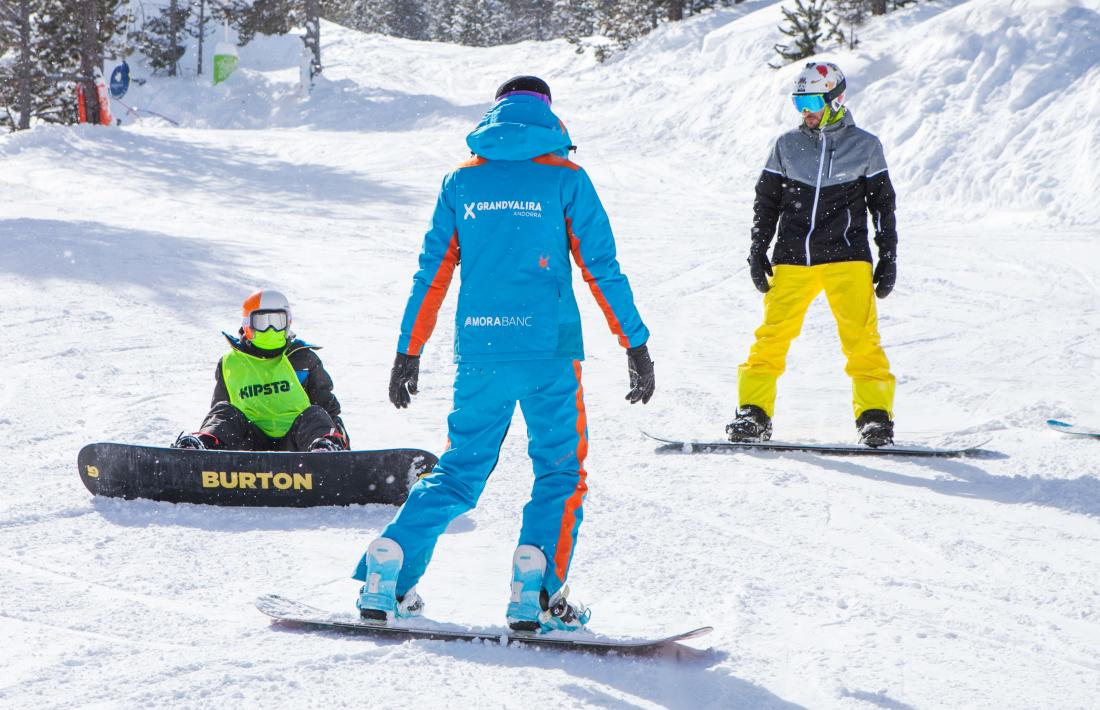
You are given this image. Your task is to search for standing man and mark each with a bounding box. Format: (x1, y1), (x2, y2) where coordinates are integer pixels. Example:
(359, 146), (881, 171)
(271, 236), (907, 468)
(728, 62), (898, 447)
(353, 76), (654, 632)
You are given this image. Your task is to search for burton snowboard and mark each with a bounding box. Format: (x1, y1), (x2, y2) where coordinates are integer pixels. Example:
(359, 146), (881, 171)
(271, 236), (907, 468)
(78, 443), (437, 507)
(643, 432), (989, 458)
(255, 594), (712, 655)
(1047, 419), (1100, 439)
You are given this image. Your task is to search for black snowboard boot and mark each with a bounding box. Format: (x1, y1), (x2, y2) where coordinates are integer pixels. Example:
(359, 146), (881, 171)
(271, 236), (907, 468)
(172, 433), (207, 450)
(726, 405), (773, 442)
(308, 436), (343, 453)
(857, 410), (894, 448)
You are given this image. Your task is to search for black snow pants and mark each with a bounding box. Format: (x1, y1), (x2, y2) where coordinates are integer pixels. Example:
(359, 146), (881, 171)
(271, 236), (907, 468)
(198, 402), (340, 452)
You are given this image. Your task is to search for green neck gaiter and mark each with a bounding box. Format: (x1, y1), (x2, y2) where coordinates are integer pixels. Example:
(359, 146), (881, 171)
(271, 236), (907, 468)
(821, 105), (846, 127)
(251, 329), (288, 350)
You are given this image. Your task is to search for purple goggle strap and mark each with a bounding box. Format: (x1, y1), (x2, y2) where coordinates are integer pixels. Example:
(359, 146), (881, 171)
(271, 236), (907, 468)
(497, 90), (551, 106)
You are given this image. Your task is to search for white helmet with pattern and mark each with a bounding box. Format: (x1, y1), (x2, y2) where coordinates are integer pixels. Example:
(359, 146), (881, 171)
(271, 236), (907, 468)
(792, 62), (847, 114)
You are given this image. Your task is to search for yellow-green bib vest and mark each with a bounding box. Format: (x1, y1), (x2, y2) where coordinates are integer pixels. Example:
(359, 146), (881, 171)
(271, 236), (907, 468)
(222, 349), (311, 437)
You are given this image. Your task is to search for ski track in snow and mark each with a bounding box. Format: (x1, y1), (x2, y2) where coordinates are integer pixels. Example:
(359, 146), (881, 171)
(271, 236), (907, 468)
(2, 1), (1100, 707)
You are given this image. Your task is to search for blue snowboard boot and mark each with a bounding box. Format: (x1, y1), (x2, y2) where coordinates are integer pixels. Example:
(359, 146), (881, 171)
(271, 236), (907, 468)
(505, 545), (590, 633)
(356, 537), (423, 622)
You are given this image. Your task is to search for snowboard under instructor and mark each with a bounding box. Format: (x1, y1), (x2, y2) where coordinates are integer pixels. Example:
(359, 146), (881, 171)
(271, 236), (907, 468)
(728, 62), (898, 447)
(353, 76), (654, 632)
(172, 290), (349, 452)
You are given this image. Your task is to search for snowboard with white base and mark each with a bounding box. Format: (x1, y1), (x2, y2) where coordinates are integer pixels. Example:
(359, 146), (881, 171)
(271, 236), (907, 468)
(643, 432), (990, 457)
(1047, 419), (1100, 439)
(255, 594), (712, 655)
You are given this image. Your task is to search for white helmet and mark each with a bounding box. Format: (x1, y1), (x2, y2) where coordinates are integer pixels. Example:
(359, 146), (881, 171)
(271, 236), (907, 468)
(792, 62), (847, 113)
(241, 289), (292, 340)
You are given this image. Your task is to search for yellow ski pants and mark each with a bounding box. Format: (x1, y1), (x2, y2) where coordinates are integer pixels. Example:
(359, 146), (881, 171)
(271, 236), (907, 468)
(738, 261), (895, 419)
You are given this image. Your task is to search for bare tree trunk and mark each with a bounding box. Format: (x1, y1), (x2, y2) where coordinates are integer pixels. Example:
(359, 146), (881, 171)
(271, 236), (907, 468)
(79, 0), (102, 124)
(16, 0), (32, 130)
(668, 1), (683, 22)
(303, 0), (322, 82)
(196, 0), (206, 76)
(870, 0), (887, 15)
(168, 0), (179, 76)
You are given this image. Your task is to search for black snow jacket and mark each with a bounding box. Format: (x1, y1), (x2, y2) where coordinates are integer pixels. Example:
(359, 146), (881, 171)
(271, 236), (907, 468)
(212, 332), (342, 421)
(751, 110), (898, 266)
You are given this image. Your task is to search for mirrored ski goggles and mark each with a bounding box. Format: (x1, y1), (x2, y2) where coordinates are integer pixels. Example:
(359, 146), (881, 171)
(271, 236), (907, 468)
(249, 309), (289, 333)
(792, 93), (827, 113)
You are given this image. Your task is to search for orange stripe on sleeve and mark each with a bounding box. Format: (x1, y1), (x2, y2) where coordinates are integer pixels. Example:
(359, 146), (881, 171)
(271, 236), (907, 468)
(407, 232), (460, 356)
(566, 218), (630, 348)
(554, 360), (589, 582)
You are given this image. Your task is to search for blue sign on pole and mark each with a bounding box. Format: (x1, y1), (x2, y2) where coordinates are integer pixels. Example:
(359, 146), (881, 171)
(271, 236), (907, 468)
(109, 62), (130, 100)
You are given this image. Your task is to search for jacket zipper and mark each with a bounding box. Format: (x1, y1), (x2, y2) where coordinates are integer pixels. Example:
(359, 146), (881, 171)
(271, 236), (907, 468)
(804, 131), (827, 266)
(842, 208), (852, 248)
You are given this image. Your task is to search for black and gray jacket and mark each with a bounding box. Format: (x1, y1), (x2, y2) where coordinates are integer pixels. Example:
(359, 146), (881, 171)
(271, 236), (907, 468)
(751, 110), (897, 266)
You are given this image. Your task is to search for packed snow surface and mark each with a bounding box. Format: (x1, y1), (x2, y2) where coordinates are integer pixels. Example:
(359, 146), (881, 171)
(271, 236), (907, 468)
(2, 1), (1099, 707)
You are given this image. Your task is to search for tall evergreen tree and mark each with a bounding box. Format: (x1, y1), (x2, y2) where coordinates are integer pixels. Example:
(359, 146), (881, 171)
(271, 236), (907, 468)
(1, 0), (126, 129)
(0, 0), (37, 129)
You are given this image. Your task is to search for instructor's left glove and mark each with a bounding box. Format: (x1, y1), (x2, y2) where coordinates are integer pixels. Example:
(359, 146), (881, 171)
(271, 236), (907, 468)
(388, 353), (420, 409)
(873, 251), (897, 299)
(626, 344), (655, 405)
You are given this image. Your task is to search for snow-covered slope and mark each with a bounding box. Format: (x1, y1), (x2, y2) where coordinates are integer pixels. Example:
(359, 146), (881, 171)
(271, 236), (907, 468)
(2, 1), (1099, 708)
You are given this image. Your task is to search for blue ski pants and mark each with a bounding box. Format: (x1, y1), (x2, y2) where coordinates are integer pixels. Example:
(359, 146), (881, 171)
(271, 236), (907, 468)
(354, 359), (589, 598)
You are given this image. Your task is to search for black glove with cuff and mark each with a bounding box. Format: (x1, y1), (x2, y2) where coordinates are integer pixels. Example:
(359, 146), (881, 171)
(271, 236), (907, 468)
(388, 353), (420, 408)
(748, 244), (773, 293)
(626, 344), (655, 404)
(873, 250), (896, 299)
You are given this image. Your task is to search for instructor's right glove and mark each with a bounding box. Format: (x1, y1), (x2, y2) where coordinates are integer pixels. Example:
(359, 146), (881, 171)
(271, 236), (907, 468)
(626, 344), (655, 405)
(388, 352), (420, 409)
(748, 245), (773, 293)
(873, 251), (897, 299)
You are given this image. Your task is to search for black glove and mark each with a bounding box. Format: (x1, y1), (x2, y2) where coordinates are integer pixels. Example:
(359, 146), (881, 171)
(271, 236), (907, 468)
(748, 246), (773, 293)
(388, 353), (420, 409)
(873, 251), (896, 299)
(626, 344), (655, 404)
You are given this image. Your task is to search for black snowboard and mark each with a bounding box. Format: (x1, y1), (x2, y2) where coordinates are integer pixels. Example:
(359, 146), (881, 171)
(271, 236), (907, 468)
(78, 443), (437, 507)
(643, 432), (990, 458)
(255, 594), (712, 655)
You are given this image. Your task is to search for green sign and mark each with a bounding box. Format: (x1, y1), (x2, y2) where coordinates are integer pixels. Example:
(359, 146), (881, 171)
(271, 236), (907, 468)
(213, 41), (238, 85)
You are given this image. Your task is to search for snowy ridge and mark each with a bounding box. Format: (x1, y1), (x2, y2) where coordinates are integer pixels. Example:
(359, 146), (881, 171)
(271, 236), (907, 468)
(2, 1), (1100, 708)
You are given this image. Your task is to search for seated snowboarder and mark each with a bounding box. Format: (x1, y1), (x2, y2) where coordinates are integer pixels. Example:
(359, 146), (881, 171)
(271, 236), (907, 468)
(172, 289), (349, 453)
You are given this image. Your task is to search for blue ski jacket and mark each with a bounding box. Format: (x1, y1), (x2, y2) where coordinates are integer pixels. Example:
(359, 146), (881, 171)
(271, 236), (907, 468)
(396, 95), (649, 362)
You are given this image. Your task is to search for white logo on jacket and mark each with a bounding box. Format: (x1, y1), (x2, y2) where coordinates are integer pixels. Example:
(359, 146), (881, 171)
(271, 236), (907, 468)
(463, 200), (543, 220)
(463, 316), (534, 327)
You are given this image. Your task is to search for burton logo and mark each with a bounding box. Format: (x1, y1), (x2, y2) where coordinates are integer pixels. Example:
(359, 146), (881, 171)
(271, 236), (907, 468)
(201, 470), (313, 491)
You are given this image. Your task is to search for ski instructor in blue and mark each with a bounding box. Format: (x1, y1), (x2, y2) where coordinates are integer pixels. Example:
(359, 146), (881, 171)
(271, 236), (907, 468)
(353, 76), (654, 633)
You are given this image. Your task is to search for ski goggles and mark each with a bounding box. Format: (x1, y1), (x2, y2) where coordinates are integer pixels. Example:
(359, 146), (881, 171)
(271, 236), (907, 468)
(792, 93), (827, 113)
(249, 309), (289, 333)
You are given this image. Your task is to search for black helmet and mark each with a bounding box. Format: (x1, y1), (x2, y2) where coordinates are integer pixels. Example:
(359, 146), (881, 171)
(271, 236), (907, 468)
(494, 75), (551, 104)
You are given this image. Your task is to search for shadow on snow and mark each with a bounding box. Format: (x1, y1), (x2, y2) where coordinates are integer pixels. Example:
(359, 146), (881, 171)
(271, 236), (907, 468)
(811, 455), (1100, 519)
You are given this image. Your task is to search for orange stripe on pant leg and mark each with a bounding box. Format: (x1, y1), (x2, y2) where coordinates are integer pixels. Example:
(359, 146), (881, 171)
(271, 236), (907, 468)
(567, 218), (630, 348)
(407, 232), (460, 356)
(554, 360), (589, 582)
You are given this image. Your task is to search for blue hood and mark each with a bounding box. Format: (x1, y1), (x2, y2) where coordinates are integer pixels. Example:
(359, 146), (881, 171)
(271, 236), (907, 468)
(466, 95), (572, 161)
